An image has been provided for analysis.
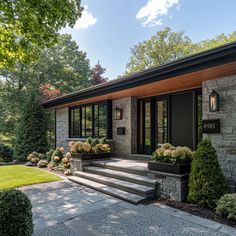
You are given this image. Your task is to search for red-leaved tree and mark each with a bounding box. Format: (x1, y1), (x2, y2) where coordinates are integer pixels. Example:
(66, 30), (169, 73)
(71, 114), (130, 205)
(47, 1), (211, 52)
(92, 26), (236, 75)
(90, 62), (108, 85)
(39, 83), (62, 102)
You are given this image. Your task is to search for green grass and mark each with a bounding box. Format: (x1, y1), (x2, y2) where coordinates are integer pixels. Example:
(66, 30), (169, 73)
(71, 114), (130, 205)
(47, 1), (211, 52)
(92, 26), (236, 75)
(0, 165), (61, 190)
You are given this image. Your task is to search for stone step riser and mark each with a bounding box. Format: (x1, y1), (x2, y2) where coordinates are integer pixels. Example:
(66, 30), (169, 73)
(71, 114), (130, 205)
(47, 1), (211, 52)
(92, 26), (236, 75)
(84, 167), (155, 188)
(92, 162), (148, 176)
(68, 176), (145, 205)
(74, 172), (155, 198)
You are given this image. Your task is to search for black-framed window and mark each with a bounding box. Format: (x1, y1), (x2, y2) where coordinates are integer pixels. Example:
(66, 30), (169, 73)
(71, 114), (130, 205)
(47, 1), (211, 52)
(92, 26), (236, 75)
(69, 100), (112, 139)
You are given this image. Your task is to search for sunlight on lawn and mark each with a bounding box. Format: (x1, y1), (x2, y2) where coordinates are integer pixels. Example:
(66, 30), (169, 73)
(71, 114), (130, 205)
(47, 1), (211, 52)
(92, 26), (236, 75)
(0, 165), (61, 190)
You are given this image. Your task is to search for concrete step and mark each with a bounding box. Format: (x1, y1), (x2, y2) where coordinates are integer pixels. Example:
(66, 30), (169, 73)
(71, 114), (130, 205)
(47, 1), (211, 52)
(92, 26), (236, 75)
(92, 159), (148, 176)
(73, 171), (155, 197)
(84, 166), (156, 188)
(129, 154), (152, 161)
(68, 176), (146, 205)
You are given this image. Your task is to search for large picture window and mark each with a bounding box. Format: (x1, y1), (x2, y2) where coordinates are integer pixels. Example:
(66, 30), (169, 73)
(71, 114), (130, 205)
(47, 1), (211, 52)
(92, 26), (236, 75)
(69, 101), (112, 139)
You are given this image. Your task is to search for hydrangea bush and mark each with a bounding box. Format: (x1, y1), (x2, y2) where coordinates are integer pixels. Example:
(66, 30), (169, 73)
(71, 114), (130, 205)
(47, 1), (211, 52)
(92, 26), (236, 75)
(152, 143), (193, 164)
(69, 137), (111, 154)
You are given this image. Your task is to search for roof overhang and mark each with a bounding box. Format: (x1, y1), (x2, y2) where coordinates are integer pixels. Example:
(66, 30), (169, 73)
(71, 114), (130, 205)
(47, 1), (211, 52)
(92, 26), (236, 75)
(43, 42), (236, 109)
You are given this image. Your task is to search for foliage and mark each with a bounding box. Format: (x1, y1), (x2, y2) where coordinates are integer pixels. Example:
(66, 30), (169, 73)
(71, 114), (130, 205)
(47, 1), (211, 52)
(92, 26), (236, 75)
(126, 27), (195, 74)
(0, 0), (83, 69)
(216, 193), (236, 221)
(188, 139), (228, 209)
(46, 149), (54, 162)
(0, 143), (13, 163)
(40, 83), (62, 102)
(90, 62), (108, 85)
(51, 147), (64, 163)
(26, 152), (46, 166)
(14, 93), (48, 161)
(0, 189), (33, 236)
(152, 143), (193, 164)
(37, 160), (49, 168)
(126, 28), (236, 74)
(69, 137), (110, 154)
(0, 165), (61, 190)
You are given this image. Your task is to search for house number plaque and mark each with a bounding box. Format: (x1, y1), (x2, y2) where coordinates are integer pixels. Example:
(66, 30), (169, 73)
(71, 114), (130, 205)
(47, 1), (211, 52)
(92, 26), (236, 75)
(202, 119), (220, 133)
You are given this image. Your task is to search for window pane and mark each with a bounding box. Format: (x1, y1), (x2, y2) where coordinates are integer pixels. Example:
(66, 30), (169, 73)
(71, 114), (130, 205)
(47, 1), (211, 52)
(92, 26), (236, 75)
(81, 107), (86, 137)
(144, 102), (151, 154)
(85, 106), (92, 137)
(72, 108), (80, 136)
(94, 104), (99, 137)
(99, 104), (107, 137)
(156, 100), (168, 147)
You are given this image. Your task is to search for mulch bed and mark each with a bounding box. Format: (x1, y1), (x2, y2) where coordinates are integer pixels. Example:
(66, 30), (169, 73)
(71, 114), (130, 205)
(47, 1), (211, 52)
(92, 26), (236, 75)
(147, 198), (236, 228)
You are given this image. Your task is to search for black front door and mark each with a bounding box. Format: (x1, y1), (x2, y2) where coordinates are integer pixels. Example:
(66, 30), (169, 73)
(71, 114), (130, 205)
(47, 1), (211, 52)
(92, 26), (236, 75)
(137, 89), (202, 155)
(170, 92), (194, 150)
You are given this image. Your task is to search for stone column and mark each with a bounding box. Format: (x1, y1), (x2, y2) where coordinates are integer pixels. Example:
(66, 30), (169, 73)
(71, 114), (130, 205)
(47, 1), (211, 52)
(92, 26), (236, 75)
(202, 75), (236, 190)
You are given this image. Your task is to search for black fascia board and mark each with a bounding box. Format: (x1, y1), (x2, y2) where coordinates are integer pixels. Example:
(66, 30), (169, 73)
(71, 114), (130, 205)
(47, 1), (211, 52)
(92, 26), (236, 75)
(42, 42), (236, 108)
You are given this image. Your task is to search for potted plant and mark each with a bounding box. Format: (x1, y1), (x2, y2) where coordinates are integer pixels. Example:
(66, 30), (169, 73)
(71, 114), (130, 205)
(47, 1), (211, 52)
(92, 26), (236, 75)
(69, 137), (111, 160)
(148, 143), (193, 174)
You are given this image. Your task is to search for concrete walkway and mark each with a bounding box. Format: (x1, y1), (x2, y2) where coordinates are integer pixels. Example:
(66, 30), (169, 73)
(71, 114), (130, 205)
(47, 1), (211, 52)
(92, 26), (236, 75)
(21, 180), (236, 236)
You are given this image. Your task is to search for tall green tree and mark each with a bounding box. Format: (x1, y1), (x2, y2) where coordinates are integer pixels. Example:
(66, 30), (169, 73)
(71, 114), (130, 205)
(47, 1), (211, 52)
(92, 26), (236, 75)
(126, 28), (236, 75)
(0, 0), (83, 69)
(126, 27), (195, 74)
(14, 92), (48, 161)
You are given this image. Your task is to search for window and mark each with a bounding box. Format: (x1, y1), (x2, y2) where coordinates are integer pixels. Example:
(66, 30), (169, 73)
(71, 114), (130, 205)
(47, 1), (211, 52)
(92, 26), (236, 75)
(156, 99), (168, 147)
(69, 101), (111, 138)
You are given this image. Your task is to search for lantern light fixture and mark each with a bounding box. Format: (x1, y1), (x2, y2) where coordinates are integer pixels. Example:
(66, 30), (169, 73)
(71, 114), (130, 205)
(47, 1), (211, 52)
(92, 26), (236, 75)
(209, 90), (219, 112)
(114, 106), (123, 120)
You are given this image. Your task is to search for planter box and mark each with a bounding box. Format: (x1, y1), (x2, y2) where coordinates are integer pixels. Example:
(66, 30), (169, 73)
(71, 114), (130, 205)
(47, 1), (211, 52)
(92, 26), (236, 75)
(71, 152), (111, 160)
(148, 161), (191, 175)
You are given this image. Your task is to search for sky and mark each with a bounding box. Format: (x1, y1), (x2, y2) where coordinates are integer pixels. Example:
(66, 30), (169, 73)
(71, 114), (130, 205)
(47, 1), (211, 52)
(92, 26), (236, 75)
(62, 0), (236, 80)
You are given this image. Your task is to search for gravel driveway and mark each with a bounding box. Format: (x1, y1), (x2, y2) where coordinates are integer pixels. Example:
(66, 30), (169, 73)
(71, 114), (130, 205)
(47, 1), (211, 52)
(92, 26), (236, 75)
(21, 180), (236, 236)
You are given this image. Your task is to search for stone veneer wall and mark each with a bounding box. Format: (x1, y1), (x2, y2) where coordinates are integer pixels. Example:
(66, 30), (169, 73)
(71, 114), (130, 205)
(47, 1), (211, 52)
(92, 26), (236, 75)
(203, 75), (236, 190)
(112, 97), (137, 157)
(56, 107), (69, 150)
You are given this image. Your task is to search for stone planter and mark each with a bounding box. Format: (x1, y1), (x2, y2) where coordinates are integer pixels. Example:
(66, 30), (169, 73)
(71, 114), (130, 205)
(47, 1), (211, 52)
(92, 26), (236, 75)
(71, 152), (111, 160)
(148, 161), (191, 175)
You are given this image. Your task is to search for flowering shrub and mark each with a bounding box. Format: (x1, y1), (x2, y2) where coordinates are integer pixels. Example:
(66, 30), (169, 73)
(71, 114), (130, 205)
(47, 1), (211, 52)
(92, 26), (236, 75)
(69, 137), (111, 154)
(152, 143), (193, 164)
(26, 152), (45, 166)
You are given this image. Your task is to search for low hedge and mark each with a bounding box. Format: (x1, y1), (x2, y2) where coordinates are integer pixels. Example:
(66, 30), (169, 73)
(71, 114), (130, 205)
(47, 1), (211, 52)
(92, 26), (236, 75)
(0, 189), (33, 236)
(216, 193), (236, 221)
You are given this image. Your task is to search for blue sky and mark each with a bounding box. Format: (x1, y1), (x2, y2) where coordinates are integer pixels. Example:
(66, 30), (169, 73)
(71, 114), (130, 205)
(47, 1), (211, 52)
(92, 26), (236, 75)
(62, 0), (236, 79)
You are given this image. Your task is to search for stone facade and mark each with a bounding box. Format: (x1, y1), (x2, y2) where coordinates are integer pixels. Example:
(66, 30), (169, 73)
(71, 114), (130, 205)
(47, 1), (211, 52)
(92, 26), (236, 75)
(203, 75), (236, 190)
(112, 97), (137, 157)
(148, 170), (188, 202)
(56, 107), (69, 150)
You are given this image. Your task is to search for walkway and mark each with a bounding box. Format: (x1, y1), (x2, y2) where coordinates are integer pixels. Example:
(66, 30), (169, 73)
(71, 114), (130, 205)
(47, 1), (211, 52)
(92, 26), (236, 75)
(21, 180), (236, 236)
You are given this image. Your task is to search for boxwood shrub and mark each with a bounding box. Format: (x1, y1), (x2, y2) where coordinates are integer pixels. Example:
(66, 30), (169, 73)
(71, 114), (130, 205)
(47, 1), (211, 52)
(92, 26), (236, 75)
(216, 193), (236, 221)
(0, 143), (13, 163)
(0, 189), (33, 236)
(188, 139), (228, 209)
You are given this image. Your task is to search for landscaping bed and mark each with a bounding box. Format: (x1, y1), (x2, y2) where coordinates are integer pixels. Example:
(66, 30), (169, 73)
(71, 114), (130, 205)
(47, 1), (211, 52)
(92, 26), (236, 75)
(148, 198), (236, 228)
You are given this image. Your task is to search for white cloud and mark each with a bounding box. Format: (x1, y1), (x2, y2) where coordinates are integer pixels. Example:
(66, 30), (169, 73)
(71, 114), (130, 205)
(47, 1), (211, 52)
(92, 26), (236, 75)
(74, 5), (97, 30)
(136, 0), (179, 27)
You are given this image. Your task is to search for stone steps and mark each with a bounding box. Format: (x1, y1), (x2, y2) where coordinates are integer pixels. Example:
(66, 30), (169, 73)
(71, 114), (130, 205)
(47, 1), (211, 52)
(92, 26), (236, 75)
(92, 159), (148, 176)
(68, 176), (146, 204)
(73, 171), (155, 197)
(84, 166), (156, 188)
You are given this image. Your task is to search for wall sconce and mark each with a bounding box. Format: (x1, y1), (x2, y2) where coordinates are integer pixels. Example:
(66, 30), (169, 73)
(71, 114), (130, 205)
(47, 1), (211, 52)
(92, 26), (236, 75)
(114, 106), (123, 120)
(209, 90), (219, 112)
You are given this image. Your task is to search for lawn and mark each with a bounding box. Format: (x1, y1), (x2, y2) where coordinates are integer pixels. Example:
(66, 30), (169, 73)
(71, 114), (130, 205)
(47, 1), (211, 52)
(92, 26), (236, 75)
(0, 165), (61, 190)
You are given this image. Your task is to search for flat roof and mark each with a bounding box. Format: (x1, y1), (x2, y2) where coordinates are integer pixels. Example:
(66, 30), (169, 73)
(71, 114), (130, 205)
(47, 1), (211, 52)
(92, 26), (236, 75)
(43, 41), (236, 108)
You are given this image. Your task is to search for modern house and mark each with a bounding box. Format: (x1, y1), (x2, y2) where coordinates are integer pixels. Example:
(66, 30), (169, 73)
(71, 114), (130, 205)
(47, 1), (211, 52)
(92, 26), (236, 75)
(43, 42), (236, 201)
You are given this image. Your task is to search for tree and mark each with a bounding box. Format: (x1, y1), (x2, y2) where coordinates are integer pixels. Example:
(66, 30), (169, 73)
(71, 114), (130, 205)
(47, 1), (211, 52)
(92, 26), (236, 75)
(0, 34), (91, 94)
(14, 92), (48, 161)
(125, 28), (236, 75)
(90, 62), (108, 85)
(126, 27), (195, 74)
(39, 83), (62, 102)
(188, 139), (228, 209)
(0, 0), (83, 69)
